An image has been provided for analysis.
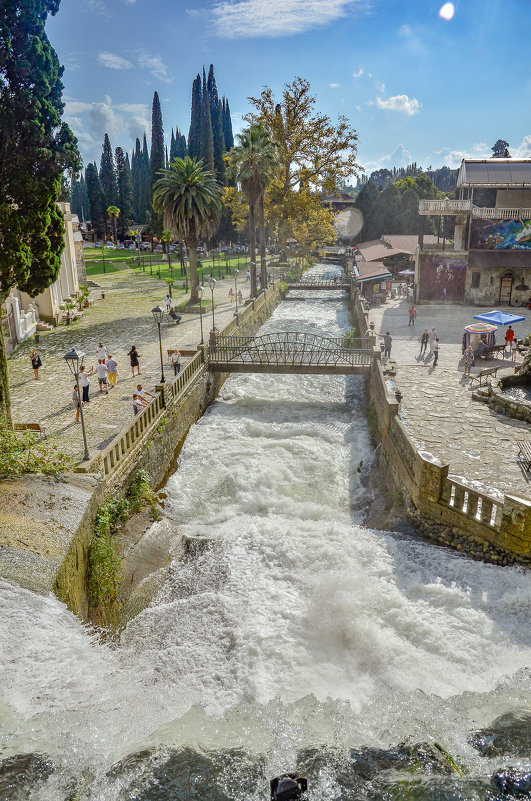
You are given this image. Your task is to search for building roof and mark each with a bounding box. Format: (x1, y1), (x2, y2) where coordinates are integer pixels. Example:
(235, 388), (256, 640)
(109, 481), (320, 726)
(381, 234), (439, 253)
(457, 159), (531, 188)
(355, 261), (393, 283)
(357, 241), (403, 262)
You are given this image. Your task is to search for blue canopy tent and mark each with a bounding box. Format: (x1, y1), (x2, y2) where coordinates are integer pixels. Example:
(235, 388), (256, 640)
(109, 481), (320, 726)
(473, 310), (526, 326)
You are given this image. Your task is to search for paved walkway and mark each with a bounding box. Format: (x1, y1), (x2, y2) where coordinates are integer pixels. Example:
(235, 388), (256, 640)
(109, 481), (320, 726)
(368, 296), (531, 500)
(9, 269), (254, 458)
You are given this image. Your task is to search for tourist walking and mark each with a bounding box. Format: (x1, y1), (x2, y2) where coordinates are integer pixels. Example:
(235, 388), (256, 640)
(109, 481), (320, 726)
(170, 349), (181, 376)
(511, 339), (518, 362)
(433, 337), (440, 367)
(245, 270), (250, 282)
(420, 329), (429, 355)
(228, 287), (234, 302)
(378, 331), (393, 359)
(165, 293), (172, 312)
(95, 361), (109, 394)
(106, 355), (117, 387)
(72, 384), (81, 423)
(505, 325), (515, 350)
(237, 289), (243, 304)
(79, 365), (93, 404)
(428, 327), (438, 353)
(29, 348), (42, 380)
(408, 305), (417, 326)
(96, 341), (107, 364)
(128, 345), (141, 376)
(463, 345), (474, 376)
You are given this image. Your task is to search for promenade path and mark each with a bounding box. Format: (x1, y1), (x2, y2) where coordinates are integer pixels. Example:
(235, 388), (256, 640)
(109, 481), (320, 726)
(368, 297), (531, 501)
(8, 269), (253, 459)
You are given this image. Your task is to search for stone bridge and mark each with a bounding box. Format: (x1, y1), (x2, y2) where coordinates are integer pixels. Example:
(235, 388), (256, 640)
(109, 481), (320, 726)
(285, 275), (352, 292)
(208, 331), (372, 375)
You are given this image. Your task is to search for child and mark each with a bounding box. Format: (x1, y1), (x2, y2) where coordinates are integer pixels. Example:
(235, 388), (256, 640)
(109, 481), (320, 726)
(72, 384), (81, 422)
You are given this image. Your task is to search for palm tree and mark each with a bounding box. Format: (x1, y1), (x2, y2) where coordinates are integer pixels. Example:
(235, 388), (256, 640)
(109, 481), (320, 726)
(107, 205), (120, 245)
(227, 124), (277, 296)
(153, 157), (222, 303)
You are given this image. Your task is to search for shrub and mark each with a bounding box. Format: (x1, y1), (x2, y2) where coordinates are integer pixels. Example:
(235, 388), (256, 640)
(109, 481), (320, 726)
(0, 423), (73, 478)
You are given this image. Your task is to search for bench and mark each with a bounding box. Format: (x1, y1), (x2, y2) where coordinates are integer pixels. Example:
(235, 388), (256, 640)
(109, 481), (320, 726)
(14, 423), (46, 438)
(470, 366), (499, 386)
(517, 441), (531, 471)
(485, 344), (506, 359)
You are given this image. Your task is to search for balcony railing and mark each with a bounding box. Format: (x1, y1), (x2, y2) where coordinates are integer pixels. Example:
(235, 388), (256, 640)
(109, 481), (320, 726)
(418, 199), (473, 215)
(472, 206), (531, 220)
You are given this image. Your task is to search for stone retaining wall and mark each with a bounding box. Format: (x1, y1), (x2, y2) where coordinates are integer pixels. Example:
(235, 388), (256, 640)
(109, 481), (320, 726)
(474, 382), (531, 425)
(351, 290), (531, 564)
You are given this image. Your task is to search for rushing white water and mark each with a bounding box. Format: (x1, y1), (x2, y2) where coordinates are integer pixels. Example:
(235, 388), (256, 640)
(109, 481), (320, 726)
(1, 271), (530, 799)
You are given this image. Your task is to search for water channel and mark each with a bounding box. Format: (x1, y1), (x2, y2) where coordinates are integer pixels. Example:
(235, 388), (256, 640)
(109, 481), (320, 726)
(1, 268), (531, 800)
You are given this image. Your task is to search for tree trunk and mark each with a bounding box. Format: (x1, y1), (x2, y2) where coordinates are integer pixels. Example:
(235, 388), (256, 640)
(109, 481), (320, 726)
(259, 193), (267, 292)
(249, 202), (257, 297)
(0, 303), (13, 426)
(186, 233), (200, 303)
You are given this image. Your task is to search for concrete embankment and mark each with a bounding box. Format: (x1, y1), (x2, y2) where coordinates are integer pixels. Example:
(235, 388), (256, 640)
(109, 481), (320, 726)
(350, 291), (531, 565)
(0, 285), (282, 622)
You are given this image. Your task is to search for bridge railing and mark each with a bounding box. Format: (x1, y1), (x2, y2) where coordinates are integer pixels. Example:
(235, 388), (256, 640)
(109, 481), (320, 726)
(211, 333), (371, 366)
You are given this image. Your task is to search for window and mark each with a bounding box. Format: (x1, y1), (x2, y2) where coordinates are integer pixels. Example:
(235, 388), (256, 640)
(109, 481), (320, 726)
(471, 272), (480, 288)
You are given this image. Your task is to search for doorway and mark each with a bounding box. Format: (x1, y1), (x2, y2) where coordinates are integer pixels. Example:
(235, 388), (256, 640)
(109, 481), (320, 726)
(499, 273), (514, 305)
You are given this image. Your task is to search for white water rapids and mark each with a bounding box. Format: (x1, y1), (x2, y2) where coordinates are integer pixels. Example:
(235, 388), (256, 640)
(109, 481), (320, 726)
(1, 273), (530, 799)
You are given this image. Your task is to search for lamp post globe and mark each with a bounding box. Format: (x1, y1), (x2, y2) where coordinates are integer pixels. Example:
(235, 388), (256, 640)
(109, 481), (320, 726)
(151, 305), (166, 385)
(63, 348), (90, 461)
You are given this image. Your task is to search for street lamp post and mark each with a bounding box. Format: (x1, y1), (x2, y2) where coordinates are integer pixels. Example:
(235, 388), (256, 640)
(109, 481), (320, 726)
(151, 305), (165, 388)
(64, 348), (90, 461)
(232, 268), (240, 319)
(197, 285), (204, 345)
(208, 277), (216, 335)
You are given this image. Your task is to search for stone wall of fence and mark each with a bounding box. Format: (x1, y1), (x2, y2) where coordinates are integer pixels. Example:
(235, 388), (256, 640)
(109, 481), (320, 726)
(351, 290), (531, 563)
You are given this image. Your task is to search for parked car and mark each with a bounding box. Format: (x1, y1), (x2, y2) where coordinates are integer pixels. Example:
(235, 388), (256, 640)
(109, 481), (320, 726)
(94, 242), (103, 248)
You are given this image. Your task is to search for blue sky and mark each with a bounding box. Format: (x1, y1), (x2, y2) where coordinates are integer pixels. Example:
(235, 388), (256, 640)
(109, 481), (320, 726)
(47, 0), (531, 178)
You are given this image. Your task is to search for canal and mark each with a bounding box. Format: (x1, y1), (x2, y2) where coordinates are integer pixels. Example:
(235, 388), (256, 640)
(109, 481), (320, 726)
(1, 269), (531, 800)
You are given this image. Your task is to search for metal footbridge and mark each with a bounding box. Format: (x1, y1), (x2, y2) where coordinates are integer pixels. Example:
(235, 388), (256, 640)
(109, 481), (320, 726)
(209, 332), (372, 375)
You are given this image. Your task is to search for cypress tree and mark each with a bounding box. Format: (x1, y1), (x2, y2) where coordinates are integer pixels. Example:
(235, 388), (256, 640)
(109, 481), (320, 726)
(175, 128), (187, 159)
(199, 67), (214, 169)
(207, 64), (226, 184)
(115, 147), (133, 240)
(169, 129), (176, 162)
(99, 132), (117, 213)
(139, 134), (151, 222)
(149, 91), (165, 236)
(71, 174), (89, 220)
(131, 138), (141, 222)
(85, 162), (106, 237)
(222, 97), (234, 151)
(188, 74), (201, 160)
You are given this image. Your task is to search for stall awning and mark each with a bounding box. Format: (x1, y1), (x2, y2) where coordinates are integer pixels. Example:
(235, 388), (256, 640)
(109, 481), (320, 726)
(355, 262), (393, 283)
(473, 310), (526, 326)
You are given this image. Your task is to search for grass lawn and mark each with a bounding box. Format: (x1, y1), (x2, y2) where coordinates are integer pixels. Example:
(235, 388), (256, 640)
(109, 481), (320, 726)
(83, 247), (253, 281)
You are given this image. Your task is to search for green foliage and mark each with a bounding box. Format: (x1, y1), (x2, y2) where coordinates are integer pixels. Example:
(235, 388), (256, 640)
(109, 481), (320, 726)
(88, 469), (160, 607)
(85, 163), (106, 237)
(278, 280), (288, 294)
(342, 328), (359, 348)
(199, 68), (214, 170)
(188, 74), (202, 161)
(207, 64), (225, 184)
(0, 422), (73, 478)
(153, 156), (223, 302)
(115, 147), (133, 239)
(99, 133), (117, 215)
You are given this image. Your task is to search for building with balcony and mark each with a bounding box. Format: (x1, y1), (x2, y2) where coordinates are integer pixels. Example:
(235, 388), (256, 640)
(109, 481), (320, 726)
(416, 159), (531, 305)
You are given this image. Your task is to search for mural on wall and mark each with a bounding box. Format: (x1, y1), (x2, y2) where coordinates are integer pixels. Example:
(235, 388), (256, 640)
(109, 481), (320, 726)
(471, 218), (531, 250)
(419, 257), (467, 301)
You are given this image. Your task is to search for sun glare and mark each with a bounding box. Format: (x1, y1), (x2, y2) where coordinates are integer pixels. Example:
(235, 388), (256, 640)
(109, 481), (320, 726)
(439, 2), (455, 20)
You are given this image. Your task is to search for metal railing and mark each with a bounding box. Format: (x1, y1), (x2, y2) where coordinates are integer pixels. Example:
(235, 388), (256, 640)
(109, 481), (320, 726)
(210, 332), (371, 368)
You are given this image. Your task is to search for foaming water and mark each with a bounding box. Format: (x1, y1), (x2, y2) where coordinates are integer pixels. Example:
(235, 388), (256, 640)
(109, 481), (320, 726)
(1, 270), (530, 799)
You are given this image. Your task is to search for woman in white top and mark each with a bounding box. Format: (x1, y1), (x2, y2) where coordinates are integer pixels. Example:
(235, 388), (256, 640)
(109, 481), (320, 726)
(96, 342), (107, 363)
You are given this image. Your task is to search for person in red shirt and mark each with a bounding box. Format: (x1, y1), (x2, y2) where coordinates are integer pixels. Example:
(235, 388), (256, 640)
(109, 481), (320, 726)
(505, 325), (515, 346)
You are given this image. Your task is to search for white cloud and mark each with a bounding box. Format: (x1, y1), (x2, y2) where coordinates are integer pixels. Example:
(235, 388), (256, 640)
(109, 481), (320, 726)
(329, 82), (340, 88)
(212, 0), (364, 38)
(512, 135), (531, 158)
(137, 53), (172, 82)
(86, 0), (110, 16)
(353, 67), (364, 78)
(363, 143), (413, 172)
(376, 94), (421, 115)
(373, 79), (385, 92)
(398, 23), (428, 55)
(64, 96), (150, 164)
(97, 51), (133, 70)
(430, 136), (531, 166)
(355, 104), (362, 111)
(471, 142), (488, 153)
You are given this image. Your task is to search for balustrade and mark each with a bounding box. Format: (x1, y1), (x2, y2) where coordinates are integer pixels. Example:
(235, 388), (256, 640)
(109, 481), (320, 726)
(443, 477), (499, 529)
